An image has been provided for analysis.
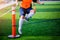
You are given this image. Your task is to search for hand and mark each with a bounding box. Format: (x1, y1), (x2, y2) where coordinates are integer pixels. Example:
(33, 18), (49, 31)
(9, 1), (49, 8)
(16, 2), (18, 6)
(37, 1), (40, 4)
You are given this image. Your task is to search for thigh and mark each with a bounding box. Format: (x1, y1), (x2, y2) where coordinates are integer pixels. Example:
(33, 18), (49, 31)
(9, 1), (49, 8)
(19, 7), (26, 16)
(26, 8), (32, 14)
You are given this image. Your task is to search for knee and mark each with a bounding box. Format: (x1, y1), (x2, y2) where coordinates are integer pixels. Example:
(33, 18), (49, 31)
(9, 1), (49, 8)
(30, 10), (35, 14)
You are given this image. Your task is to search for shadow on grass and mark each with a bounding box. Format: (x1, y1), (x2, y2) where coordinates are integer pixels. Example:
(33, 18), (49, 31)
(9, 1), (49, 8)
(0, 36), (60, 40)
(0, 18), (60, 36)
(36, 8), (60, 12)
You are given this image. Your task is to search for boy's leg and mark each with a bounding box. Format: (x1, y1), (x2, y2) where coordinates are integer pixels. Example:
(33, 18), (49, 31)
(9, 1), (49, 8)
(25, 9), (35, 21)
(27, 10), (35, 18)
(18, 16), (24, 34)
(25, 7), (36, 21)
(18, 8), (25, 34)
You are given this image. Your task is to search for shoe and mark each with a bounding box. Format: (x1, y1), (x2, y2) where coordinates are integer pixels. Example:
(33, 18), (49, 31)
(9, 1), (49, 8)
(24, 18), (29, 22)
(19, 31), (22, 35)
(18, 29), (22, 35)
(25, 17), (29, 21)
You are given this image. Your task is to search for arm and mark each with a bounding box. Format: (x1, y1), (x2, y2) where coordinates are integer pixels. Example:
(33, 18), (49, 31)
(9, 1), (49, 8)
(37, 0), (44, 4)
(16, 0), (18, 5)
(32, 0), (42, 13)
(16, 0), (18, 2)
(32, 0), (38, 12)
(37, 0), (40, 4)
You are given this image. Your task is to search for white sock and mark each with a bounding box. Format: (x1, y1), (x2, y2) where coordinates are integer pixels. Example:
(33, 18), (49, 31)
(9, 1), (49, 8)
(18, 17), (24, 34)
(26, 10), (34, 19)
(25, 14), (28, 18)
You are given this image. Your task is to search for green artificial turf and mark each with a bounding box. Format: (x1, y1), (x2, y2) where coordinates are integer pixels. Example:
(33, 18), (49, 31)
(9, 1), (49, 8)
(0, 1), (60, 40)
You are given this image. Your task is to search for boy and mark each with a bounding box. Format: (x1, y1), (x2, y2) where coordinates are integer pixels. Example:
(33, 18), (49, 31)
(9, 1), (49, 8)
(16, 0), (44, 35)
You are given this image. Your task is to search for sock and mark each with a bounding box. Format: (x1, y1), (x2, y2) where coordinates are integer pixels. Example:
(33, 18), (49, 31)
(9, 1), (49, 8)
(26, 10), (34, 19)
(18, 17), (24, 34)
(25, 14), (28, 18)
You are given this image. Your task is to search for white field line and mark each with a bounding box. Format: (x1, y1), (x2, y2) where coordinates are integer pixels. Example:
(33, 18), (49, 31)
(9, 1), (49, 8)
(0, 9), (12, 17)
(0, 1), (16, 10)
(0, 5), (17, 17)
(0, 1), (17, 17)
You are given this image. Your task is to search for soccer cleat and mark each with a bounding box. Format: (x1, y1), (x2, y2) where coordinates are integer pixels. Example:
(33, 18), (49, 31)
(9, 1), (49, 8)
(25, 17), (32, 22)
(25, 17), (29, 21)
(18, 29), (22, 35)
(19, 30), (22, 35)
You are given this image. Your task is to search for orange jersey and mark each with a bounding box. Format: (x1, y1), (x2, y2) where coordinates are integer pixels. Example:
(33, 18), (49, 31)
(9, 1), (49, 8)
(21, 0), (32, 9)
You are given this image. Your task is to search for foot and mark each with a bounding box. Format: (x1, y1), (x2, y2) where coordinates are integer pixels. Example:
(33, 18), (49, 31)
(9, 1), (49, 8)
(24, 18), (29, 22)
(18, 29), (22, 35)
(19, 31), (22, 35)
(25, 18), (29, 21)
(25, 17), (32, 21)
